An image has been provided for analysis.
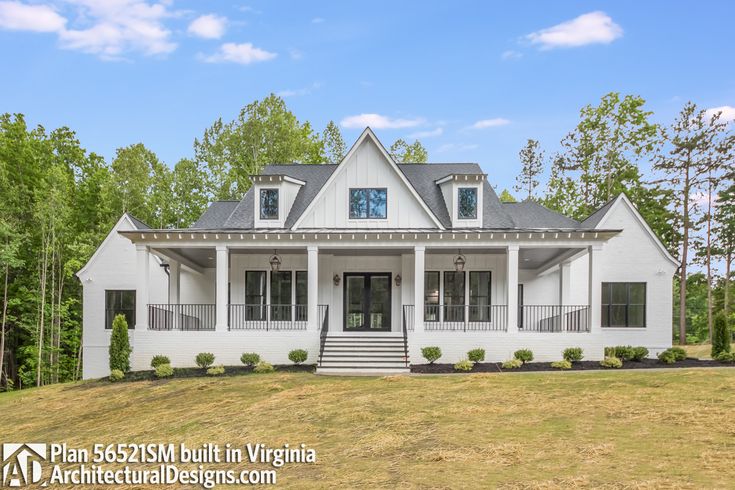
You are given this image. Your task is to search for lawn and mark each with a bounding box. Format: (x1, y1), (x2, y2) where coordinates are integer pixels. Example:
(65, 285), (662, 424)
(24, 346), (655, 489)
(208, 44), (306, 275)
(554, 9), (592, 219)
(683, 342), (734, 359)
(2, 369), (735, 488)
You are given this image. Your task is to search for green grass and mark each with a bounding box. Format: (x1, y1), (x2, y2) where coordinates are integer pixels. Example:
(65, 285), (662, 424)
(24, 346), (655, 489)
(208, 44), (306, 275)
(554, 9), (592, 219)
(2, 369), (735, 488)
(682, 342), (734, 359)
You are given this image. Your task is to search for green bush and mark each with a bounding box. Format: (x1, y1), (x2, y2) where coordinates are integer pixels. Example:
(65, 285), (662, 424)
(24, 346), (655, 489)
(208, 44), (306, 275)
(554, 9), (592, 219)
(714, 351), (735, 363)
(712, 312), (731, 358)
(502, 358), (522, 369)
(657, 350), (677, 364)
(154, 364), (174, 378)
(611, 346), (634, 360)
(467, 348), (485, 363)
(421, 346), (442, 364)
(207, 365), (225, 376)
(513, 349), (533, 363)
(629, 346), (649, 362)
(600, 356), (623, 368)
(288, 349), (308, 365)
(195, 352), (215, 369)
(254, 361), (275, 374)
(562, 347), (584, 363)
(240, 352), (261, 367)
(454, 359), (474, 372)
(150, 355), (170, 369)
(109, 369), (124, 382)
(551, 360), (572, 370)
(109, 314), (131, 373)
(604, 346), (616, 357)
(669, 347), (687, 361)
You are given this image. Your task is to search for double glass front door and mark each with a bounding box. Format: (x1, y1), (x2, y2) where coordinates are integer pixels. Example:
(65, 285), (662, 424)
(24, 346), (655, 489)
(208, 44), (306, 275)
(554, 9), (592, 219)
(344, 273), (391, 331)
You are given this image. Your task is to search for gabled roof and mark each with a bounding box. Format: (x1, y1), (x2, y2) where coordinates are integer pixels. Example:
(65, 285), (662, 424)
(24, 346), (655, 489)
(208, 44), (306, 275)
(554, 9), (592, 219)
(76, 213), (148, 279)
(580, 197), (617, 228)
(502, 200), (580, 229)
(192, 201), (240, 229)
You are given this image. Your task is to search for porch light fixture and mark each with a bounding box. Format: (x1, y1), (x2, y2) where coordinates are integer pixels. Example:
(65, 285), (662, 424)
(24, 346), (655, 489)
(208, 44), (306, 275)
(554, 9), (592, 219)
(453, 250), (466, 272)
(333, 274), (341, 286)
(269, 250), (282, 272)
(395, 274), (402, 287)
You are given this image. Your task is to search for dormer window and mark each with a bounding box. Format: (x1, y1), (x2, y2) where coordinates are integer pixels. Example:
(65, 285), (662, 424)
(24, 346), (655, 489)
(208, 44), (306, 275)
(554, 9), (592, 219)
(458, 187), (478, 219)
(260, 189), (279, 220)
(349, 188), (387, 219)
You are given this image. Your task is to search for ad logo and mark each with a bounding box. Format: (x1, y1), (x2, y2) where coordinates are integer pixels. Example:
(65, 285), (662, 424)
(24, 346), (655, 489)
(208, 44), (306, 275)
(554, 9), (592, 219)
(2, 444), (46, 487)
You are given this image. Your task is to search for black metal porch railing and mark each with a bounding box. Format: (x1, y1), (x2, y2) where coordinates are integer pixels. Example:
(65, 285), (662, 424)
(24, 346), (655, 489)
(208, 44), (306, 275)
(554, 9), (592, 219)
(424, 305), (508, 331)
(318, 304), (329, 366)
(229, 304), (309, 330)
(519, 305), (590, 332)
(148, 304), (215, 331)
(402, 305), (413, 367)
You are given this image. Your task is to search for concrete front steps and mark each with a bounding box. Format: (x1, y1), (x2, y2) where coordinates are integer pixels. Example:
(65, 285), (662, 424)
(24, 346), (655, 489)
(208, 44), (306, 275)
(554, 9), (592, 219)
(316, 335), (410, 375)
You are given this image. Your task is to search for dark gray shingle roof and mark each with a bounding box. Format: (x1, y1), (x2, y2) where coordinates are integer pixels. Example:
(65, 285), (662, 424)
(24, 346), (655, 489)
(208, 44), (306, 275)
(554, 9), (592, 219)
(580, 196), (618, 228)
(192, 201), (240, 228)
(126, 214), (151, 230)
(502, 200), (581, 229)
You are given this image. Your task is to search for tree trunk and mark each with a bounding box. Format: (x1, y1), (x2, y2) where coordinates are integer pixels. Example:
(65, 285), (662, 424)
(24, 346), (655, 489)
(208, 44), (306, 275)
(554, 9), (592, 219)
(0, 264), (8, 388)
(36, 235), (49, 387)
(726, 251), (732, 317)
(679, 166), (690, 346)
(706, 175), (713, 342)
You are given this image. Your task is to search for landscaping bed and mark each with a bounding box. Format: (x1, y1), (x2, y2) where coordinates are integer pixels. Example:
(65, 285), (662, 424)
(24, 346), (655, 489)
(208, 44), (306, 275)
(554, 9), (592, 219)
(115, 364), (315, 382)
(411, 358), (734, 374)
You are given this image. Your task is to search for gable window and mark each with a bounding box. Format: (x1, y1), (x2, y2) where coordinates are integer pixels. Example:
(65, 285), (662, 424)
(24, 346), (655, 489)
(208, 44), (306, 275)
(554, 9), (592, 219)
(260, 189), (279, 220)
(105, 290), (135, 329)
(602, 282), (646, 328)
(349, 188), (387, 219)
(458, 187), (478, 219)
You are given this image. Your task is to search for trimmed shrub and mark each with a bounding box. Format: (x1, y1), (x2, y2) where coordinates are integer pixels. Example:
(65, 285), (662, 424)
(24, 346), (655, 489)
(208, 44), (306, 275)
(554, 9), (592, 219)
(207, 365), (225, 376)
(421, 346), (442, 364)
(612, 345), (634, 361)
(254, 361), (275, 374)
(454, 359), (474, 372)
(502, 358), (523, 369)
(562, 347), (584, 363)
(714, 351), (735, 363)
(629, 346), (649, 362)
(195, 352), (215, 369)
(109, 314), (131, 373)
(155, 364), (174, 378)
(240, 352), (261, 367)
(551, 360), (572, 370)
(467, 348), (486, 363)
(712, 312), (731, 357)
(109, 369), (124, 382)
(669, 347), (687, 361)
(288, 349), (308, 365)
(657, 350), (677, 364)
(513, 349), (533, 363)
(150, 355), (170, 369)
(604, 346), (616, 357)
(600, 356), (623, 369)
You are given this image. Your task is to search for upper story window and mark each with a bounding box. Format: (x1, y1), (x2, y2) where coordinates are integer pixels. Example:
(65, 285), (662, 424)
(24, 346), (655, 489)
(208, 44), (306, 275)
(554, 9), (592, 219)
(458, 187), (478, 219)
(349, 188), (387, 219)
(260, 189), (279, 220)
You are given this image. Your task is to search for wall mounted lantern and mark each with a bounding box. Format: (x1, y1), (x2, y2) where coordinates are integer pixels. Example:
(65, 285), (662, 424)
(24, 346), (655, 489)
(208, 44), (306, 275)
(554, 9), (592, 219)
(395, 274), (402, 287)
(333, 274), (341, 286)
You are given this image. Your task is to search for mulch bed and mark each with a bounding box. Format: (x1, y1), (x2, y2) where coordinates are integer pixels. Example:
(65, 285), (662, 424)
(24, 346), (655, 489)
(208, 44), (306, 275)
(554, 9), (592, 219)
(411, 358), (735, 374)
(109, 364), (315, 383)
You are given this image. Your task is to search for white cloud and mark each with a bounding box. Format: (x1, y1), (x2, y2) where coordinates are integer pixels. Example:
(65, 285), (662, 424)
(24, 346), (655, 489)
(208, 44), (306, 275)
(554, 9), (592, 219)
(341, 113), (425, 129)
(0, 1), (66, 32)
(202, 42), (276, 64)
(470, 118), (510, 129)
(408, 127), (443, 139)
(501, 50), (522, 61)
(289, 48), (303, 60)
(705, 105), (735, 124)
(188, 14), (226, 39)
(436, 143), (479, 153)
(311, 17), (324, 24)
(527, 11), (622, 49)
(277, 82), (321, 98)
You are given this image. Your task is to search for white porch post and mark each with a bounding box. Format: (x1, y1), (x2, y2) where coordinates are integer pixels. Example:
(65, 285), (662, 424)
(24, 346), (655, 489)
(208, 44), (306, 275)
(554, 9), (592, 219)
(215, 245), (229, 331)
(307, 246), (319, 331)
(588, 245), (602, 332)
(559, 260), (571, 305)
(169, 260), (180, 305)
(135, 244), (149, 330)
(413, 246), (425, 332)
(506, 245), (519, 333)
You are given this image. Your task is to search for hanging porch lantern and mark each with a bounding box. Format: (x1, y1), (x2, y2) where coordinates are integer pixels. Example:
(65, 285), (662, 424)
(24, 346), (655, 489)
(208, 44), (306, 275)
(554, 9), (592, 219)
(453, 250), (466, 272)
(269, 250), (282, 271)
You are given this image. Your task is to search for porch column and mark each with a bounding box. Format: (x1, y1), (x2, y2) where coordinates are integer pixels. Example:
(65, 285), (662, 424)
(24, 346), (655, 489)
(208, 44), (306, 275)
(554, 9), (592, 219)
(169, 260), (180, 305)
(215, 245), (229, 331)
(559, 260), (571, 305)
(587, 245), (603, 332)
(135, 244), (149, 330)
(413, 246), (425, 332)
(506, 245), (519, 333)
(307, 246), (319, 331)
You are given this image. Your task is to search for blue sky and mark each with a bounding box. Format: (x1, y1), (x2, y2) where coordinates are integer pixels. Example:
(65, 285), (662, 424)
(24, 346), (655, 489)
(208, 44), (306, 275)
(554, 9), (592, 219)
(1, 0), (734, 195)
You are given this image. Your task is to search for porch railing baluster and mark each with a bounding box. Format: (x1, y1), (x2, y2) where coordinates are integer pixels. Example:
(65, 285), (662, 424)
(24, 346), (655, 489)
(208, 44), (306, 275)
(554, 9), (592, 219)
(517, 305), (590, 332)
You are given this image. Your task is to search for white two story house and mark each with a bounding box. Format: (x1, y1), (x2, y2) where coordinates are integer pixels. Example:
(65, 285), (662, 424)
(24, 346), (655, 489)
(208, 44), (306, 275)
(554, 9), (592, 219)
(77, 128), (676, 377)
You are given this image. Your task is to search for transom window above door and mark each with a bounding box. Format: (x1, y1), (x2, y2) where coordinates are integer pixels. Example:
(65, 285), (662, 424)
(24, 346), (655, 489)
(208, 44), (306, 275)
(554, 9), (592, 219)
(349, 188), (387, 219)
